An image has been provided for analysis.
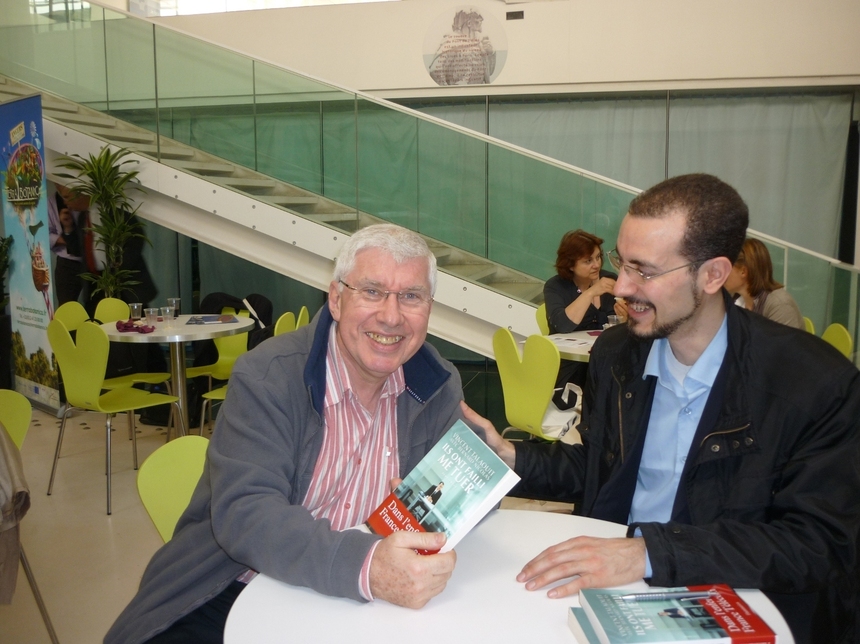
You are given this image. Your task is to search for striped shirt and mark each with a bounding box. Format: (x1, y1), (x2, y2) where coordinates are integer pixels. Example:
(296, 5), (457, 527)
(239, 323), (403, 598)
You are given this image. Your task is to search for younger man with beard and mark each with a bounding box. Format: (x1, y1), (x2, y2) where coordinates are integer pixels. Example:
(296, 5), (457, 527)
(464, 174), (860, 644)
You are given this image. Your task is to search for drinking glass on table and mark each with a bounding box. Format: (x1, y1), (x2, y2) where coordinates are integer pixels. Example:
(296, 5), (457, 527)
(167, 297), (180, 317)
(129, 302), (142, 320)
(144, 308), (158, 326)
(161, 306), (175, 327)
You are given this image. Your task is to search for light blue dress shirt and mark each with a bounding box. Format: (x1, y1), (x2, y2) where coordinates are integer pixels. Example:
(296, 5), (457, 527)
(630, 314), (728, 576)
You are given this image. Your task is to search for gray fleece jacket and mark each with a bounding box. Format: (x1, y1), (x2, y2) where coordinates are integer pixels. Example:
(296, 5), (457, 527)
(105, 306), (466, 644)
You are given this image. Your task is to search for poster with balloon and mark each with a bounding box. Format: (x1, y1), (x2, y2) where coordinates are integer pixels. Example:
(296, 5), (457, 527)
(1, 94), (60, 408)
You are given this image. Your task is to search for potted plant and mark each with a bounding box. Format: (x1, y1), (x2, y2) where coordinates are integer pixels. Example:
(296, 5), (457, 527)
(55, 146), (147, 299)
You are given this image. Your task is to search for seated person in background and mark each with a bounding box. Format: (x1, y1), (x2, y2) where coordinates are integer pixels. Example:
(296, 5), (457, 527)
(724, 237), (804, 330)
(464, 174), (860, 644)
(543, 230), (628, 406)
(106, 224), (469, 644)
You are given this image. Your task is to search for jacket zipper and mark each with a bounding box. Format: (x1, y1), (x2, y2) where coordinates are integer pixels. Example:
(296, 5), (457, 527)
(613, 368), (625, 463)
(698, 423), (750, 448)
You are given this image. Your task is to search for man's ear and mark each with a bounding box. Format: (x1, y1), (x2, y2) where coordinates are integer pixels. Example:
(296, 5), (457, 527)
(699, 257), (733, 295)
(328, 280), (342, 321)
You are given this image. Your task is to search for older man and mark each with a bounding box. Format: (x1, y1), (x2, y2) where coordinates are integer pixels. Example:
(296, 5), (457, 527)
(466, 174), (860, 644)
(107, 224), (465, 644)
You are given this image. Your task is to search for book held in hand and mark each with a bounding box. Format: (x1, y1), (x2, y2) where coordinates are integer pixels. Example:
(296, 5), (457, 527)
(365, 419), (519, 554)
(570, 584), (776, 643)
(186, 315), (239, 325)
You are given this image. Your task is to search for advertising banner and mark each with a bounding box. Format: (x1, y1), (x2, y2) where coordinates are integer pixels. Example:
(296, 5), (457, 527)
(1, 94), (60, 408)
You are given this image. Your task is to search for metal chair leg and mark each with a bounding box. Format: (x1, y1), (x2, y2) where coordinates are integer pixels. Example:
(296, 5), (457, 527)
(47, 406), (76, 496)
(130, 410), (139, 470)
(106, 414), (112, 515)
(19, 546), (60, 644)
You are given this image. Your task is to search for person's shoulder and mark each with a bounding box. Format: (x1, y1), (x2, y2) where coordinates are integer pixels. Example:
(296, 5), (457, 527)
(599, 269), (618, 280)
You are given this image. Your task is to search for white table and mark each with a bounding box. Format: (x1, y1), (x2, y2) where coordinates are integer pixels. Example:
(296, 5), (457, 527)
(101, 314), (255, 433)
(224, 510), (793, 643)
(547, 331), (601, 362)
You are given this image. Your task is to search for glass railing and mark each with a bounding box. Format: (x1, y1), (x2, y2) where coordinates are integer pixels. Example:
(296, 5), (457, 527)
(1, 1), (857, 361)
(0, 1), (637, 298)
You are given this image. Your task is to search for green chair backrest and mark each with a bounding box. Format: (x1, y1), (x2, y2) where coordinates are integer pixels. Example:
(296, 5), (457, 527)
(493, 327), (561, 441)
(94, 297), (130, 323)
(0, 389), (32, 450)
(296, 306), (310, 329)
(47, 320), (109, 410)
(803, 317), (815, 335)
(274, 311), (296, 336)
(54, 301), (90, 332)
(208, 309), (251, 380)
(536, 303), (550, 335)
(822, 323), (853, 359)
(137, 435), (209, 542)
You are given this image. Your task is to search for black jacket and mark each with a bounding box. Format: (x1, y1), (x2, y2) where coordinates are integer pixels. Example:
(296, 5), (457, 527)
(514, 293), (860, 643)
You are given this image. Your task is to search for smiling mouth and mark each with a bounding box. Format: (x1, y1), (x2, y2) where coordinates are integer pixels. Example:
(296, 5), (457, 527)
(367, 332), (403, 345)
(627, 300), (652, 314)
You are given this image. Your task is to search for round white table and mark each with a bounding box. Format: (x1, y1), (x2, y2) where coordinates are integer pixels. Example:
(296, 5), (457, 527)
(101, 314), (255, 433)
(547, 331), (600, 362)
(224, 509), (793, 643)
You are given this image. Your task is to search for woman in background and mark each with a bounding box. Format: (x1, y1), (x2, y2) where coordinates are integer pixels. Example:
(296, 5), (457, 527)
(543, 230), (627, 406)
(544, 229), (626, 334)
(724, 237), (804, 330)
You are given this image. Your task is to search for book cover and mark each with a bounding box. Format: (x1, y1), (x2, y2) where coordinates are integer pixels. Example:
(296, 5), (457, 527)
(569, 607), (601, 644)
(365, 419), (519, 554)
(186, 315), (238, 325)
(577, 585), (776, 643)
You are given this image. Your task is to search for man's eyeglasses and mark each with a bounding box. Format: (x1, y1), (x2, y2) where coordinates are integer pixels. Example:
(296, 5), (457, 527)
(339, 280), (433, 309)
(607, 249), (700, 285)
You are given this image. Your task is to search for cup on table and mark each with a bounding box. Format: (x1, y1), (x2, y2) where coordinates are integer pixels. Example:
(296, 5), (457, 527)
(161, 306), (175, 327)
(129, 302), (143, 320)
(144, 308), (158, 326)
(167, 297), (180, 317)
(604, 315), (620, 329)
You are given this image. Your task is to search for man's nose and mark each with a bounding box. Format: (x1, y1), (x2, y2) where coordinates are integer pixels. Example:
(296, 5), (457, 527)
(377, 292), (405, 324)
(613, 268), (636, 297)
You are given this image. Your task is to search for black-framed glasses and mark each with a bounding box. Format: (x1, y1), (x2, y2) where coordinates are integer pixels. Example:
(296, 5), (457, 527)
(607, 249), (699, 285)
(339, 280), (433, 309)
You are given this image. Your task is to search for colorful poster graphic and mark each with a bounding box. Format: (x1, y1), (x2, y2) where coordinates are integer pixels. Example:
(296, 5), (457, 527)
(1, 94), (60, 408)
(423, 7), (508, 86)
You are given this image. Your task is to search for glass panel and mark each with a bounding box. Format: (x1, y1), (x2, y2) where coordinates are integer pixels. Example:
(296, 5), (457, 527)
(103, 11), (156, 121)
(356, 98), (418, 230)
(321, 97), (357, 212)
(0, 2), (108, 107)
(416, 118), (486, 255)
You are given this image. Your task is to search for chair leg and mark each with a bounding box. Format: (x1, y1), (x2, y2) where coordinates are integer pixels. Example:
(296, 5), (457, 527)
(199, 398), (210, 436)
(173, 401), (187, 438)
(105, 414), (113, 515)
(130, 410), (139, 470)
(19, 547), (60, 644)
(47, 406), (75, 496)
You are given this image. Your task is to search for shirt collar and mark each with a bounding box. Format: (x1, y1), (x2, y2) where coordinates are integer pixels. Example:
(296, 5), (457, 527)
(643, 313), (728, 390)
(325, 322), (405, 409)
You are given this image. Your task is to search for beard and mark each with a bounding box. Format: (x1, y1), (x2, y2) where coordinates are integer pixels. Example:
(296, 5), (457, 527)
(628, 283), (703, 341)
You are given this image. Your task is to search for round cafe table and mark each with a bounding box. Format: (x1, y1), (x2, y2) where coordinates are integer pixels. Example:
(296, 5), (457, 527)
(101, 314), (255, 434)
(224, 509), (793, 643)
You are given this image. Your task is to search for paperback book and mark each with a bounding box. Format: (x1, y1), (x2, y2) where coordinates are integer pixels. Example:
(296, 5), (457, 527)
(186, 315), (239, 325)
(570, 584), (776, 643)
(365, 419), (519, 554)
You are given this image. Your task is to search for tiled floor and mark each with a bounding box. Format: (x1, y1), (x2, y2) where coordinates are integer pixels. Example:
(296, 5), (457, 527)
(0, 404), (573, 644)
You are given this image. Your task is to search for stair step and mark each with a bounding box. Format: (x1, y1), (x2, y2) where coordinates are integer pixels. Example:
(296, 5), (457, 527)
(87, 126), (156, 144)
(133, 143), (196, 159)
(171, 160), (236, 176)
(261, 195), (320, 207)
(215, 177), (279, 192)
(444, 263), (498, 282)
(47, 110), (117, 128)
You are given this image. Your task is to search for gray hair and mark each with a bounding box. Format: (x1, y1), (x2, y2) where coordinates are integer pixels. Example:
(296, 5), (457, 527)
(333, 224), (437, 295)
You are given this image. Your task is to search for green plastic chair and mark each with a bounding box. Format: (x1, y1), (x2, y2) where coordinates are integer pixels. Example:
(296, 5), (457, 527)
(0, 389), (31, 450)
(137, 435), (209, 542)
(803, 317), (815, 335)
(493, 327), (579, 442)
(0, 391), (60, 644)
(94, 297), (130, 323)
(199, 385), (228, 435)
(822, 323), (853, 359)
(186, 310), (250, 387)
(296, 306), (310, 329)
(54, 300), (89, 332)
(535, 303), (550, 335)
(47, 320), (185, 514)
(274, 311), (296, 336)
